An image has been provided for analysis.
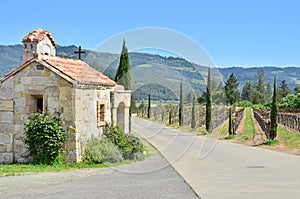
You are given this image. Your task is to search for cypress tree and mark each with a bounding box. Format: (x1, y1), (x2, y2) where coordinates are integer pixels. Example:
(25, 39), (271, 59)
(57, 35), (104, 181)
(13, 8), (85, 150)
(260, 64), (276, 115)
(115, 40), (134, 132)
(206, 67), (212, 132)
(115, 39), (131, 90)
(179, 82), (184, 126)
(191, 93), (196, 129)
(270, 76), (278, 140)
(147, 93), (151, 118)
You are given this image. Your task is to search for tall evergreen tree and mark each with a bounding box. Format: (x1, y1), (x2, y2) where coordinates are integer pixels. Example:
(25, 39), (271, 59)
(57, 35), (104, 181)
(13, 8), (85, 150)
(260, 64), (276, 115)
(224, 73), (240, 105)
(206, 67), (212, 132)
(241, 81), (253, 101)
(115, 40), (131, 90)
(147, 93), (151, 118)
(270, 76), (278, 140)
(278, 80), (291, 102)
(115, 40), (134, 132)
(191, 93), (196, 129)
(179, 82), (184, 126)
(253, 68), (266, 104)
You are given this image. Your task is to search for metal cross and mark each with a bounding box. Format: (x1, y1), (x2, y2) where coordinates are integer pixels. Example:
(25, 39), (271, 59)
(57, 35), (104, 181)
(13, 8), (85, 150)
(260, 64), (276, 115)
(74, 46), (86, 60)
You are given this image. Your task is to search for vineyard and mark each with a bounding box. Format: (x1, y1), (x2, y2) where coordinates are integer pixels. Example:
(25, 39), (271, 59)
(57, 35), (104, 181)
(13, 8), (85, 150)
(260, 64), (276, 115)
(253, 108), (300, 139)
(137, 104), (228, 130)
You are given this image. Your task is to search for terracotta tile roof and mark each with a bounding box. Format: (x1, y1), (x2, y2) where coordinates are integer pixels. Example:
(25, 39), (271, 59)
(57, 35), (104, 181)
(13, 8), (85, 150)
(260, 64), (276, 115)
(42, 55), (116, 86)
(22, 28), (56, 46)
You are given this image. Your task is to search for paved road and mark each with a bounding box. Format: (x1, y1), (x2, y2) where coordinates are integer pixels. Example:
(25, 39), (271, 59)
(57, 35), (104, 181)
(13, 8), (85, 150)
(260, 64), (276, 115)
(0, 148), (198, 198)
(132, 117), (300, 199)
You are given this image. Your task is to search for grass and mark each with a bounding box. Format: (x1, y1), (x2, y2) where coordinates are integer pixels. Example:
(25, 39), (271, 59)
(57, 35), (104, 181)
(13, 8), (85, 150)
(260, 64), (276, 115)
(238, 107), (255, 142)
(264, 139), (279, 146)
(277, 125), (300, 149)
(224, 135), (235, 140)
(0, 160), (131, 177)
(220, 120), (229, 136)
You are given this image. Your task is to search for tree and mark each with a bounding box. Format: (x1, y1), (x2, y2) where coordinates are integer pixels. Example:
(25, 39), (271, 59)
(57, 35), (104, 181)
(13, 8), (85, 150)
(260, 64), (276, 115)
(241, 81), (253, 101)
(224, 73), (240, 105)
(206, 67), (212, 132)
(269, 76), (278, 140)
(278, 80), (291, 102)
(185, 91), (194, 104)
(147, 93), (151, 118)
(115, 40), (134, 132)
(213, 81), (226, 104)
(115, 40), (131, 90)
(191, 93), (196, 129)
(253, 68), (266, 104)
(179, 82), (184, 126)
(294, 86), (300, 94)
(197, 91), (206, 104)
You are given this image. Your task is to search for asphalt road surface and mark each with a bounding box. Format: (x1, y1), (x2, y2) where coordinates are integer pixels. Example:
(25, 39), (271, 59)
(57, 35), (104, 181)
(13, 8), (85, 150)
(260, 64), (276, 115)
(132, 117), (300, 199)
(0, 147), (198, 198)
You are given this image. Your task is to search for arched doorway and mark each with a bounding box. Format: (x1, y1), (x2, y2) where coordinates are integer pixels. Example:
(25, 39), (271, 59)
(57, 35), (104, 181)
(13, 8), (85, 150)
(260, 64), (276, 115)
(117, 102), (125, 132)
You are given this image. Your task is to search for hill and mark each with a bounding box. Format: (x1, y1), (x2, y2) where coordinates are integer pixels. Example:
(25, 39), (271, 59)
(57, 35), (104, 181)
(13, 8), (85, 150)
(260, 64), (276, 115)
(0, 44), (299, 100)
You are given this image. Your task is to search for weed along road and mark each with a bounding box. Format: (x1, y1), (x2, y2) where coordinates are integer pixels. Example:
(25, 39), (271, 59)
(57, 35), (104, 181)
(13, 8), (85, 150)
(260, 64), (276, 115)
(132, 117), (300, 199)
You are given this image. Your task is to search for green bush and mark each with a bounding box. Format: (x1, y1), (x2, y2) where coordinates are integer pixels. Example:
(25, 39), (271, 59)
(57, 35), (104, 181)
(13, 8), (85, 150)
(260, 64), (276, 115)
(236, 100), (253, 107)
(23, 113), (66, 165)
(83, 137), (123, 164)
(103, 123), (144, 160)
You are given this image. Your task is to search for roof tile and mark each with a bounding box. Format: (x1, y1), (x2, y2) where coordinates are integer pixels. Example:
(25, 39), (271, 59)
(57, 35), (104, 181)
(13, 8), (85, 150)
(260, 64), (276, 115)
(22, 28), (56, 46)
(42, 55), (116, 86)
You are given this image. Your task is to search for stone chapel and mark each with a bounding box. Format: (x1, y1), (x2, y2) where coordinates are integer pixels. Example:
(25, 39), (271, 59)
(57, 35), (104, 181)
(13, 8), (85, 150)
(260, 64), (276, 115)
(0, 28), (131, 163)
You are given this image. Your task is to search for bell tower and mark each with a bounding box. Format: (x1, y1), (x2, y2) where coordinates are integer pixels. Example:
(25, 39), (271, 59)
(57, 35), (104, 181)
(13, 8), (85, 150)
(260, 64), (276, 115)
(22, 28), (56, 62)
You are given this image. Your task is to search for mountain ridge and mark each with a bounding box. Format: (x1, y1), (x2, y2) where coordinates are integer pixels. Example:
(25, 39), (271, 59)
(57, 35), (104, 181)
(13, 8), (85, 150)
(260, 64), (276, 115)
(0, 44), (299, 100)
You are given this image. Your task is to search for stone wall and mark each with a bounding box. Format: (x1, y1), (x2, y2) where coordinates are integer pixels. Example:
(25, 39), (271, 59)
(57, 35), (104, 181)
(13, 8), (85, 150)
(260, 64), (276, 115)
(0, 61), (75, 163)
(72, 86), (114, 162)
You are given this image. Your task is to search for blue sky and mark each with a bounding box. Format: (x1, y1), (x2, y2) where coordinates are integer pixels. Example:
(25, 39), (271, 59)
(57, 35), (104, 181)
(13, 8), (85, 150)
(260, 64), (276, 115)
(0, 0), (299, 67)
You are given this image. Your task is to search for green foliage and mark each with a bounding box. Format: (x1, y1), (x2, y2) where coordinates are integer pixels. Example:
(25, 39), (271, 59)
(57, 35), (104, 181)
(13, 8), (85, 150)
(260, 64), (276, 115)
(241, 81), (253, 101)
(224, 73), (240, 105)
(147, 93), (151, 118)
(236, 100), (253, 107)
(191, 93), (196, 129)
(277, 126), (300, 148)
(279, 93), (300, 109)
(270, 76), (278, 140)
(83, 137), (123, 164)
(294, 86), (300, 94)
(278, 80), (291, 102)
(103, 124), (144, 160)
(23, 113), (66, 165)
(179, 82), (184, 126)
(197, 91), (206, 104)
(134, 83), (177, 101)
(115, 40), (132, 90)
(225, 135), (235, 140)
(253, 68), (268, 104)
(264, 139), (279, 146)
(206, 68), (212, 132)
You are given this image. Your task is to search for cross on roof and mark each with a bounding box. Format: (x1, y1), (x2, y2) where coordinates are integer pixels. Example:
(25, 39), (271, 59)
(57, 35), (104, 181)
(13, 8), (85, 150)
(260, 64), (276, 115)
(74, 46), (86, 60)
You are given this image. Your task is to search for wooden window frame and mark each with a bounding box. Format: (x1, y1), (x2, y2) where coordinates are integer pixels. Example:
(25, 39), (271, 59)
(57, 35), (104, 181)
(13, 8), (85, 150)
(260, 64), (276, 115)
(97, 101), (106, 126)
